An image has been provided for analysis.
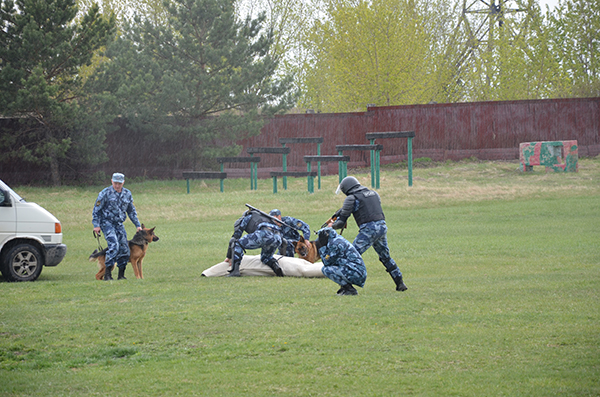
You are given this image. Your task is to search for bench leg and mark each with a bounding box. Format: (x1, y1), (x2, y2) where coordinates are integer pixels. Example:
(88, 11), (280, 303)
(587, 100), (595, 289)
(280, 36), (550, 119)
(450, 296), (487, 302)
(273, 176), (278, 193)
(376, 149), (381, 189)
(308, 176), (314, 194)
(370, 148), (375, 188)
(187, 179), (190, 194)
(407, 137), (413, 187)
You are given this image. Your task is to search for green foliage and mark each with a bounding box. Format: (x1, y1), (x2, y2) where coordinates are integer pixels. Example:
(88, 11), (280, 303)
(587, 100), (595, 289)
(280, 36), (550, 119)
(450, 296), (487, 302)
(88, 0), (298, 169)
(0, 0), (115, 185)
(1, 159), (599, 395)
(291, 0), (600, 110)
(547, 0), (600, 97)
(300, 0), (451, 112)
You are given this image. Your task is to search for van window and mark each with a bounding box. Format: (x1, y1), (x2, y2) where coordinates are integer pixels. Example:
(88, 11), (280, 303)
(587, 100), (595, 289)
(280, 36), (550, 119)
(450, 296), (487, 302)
(0, 180), (24, 202)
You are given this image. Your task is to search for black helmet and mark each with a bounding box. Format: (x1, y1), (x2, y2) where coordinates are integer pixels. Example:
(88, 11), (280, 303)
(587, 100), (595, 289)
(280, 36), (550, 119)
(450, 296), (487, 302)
(336, 176), (361, 195)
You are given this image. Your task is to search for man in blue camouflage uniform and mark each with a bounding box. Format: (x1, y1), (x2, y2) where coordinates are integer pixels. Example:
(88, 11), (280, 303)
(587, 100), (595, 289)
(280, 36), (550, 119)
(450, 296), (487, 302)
(269, 209), (311, 257)
(92, 173), (142, 281)
(225, 208), (284, 277)
(316, 227), (366, 295)
(329, 176), (408, 291)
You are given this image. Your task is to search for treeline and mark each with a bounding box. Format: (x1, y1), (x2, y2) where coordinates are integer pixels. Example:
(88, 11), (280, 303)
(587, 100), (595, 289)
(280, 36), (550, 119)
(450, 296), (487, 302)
(250, 0), (599, 110)
(0, 0), (598, 185)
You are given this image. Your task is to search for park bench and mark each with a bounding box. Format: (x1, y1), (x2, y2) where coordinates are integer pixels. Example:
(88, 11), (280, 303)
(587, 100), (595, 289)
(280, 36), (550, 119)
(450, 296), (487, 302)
(183, 171), (227, 193)
(304, 155), (350, 192)
(269, 171), (318, 193)
(279, 137), (324, 190)
(335, 144), (384, 188)
(366, 131), (416, 187)
(215, 156), (261, 190)
(246, 147), (291, 190)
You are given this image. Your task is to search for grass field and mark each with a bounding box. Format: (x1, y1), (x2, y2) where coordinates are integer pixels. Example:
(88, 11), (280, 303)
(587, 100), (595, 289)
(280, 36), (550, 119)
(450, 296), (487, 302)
(1, 158), (599, 396)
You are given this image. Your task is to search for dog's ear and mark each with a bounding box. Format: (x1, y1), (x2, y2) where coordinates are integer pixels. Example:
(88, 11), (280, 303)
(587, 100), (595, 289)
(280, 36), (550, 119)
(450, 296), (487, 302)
(292, 240), (299, 248)
(150, 227), (155, 233)
(141, 223), (145, 229)
(299, 236), (305, 243)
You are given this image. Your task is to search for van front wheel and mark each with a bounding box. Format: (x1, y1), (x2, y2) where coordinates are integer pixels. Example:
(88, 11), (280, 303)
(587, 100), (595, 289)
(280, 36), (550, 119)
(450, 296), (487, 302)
(1, 244), (43, 282)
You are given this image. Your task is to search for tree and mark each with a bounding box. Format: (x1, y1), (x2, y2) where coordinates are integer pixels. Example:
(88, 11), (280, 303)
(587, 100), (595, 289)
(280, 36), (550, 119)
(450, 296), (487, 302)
(0, 0), (115, 185)
(77, 0), (169, 27)
(547, 0), (600, 97)
(88, 0), (297, 170)
(298, 0), (455, 113)
(235, 0), (323, 102)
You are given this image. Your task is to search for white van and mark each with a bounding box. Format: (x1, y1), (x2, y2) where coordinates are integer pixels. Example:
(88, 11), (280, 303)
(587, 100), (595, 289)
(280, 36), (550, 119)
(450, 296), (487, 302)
(0, 179), (67, 281)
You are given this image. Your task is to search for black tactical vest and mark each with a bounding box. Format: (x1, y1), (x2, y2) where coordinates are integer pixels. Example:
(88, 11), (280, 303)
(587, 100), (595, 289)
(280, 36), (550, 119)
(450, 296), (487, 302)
(243, 211), (272, 233)
(353, 188), (385, 226)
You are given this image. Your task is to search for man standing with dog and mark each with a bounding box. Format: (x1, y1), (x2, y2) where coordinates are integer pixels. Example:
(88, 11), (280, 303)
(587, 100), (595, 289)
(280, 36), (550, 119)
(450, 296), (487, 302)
(92, 173), (142, 281)
(329, 176), (408, 292)
(225, 207), (285, 277)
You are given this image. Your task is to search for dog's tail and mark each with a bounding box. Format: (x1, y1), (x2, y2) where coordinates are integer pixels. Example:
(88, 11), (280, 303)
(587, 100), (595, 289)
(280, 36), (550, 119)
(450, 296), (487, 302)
(89, 248), (108, 262)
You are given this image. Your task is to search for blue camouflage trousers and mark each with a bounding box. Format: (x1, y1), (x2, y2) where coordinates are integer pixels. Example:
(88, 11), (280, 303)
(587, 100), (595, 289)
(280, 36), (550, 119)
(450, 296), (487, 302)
(353, 220), (402, 278)
(101, 222), (130, 269)
(321, 259), (367, 288)
(234, 229), (282, 265)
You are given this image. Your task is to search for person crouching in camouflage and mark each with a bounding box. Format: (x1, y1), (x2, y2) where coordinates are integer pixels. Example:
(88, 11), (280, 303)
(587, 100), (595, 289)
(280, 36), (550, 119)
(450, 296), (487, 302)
(269, 209), (311, 257)
(225, 208), (284, 277)
(329, 176), (407, 292)
(92, 173), (142, 281)
(315, 227), (366, 295)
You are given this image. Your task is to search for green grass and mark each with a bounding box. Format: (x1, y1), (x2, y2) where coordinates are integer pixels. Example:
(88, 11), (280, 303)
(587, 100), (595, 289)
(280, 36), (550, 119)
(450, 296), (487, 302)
(1, 159), (599, 396)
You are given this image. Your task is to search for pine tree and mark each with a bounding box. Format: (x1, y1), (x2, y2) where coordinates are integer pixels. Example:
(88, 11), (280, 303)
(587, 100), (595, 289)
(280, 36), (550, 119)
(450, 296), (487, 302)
(0, 0), (115, 185)
(88, 0), (297, 169)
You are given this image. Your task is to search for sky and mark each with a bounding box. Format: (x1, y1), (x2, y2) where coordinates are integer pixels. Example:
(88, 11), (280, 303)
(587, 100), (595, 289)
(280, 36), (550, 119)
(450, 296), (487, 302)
(538, 0), (560, 10)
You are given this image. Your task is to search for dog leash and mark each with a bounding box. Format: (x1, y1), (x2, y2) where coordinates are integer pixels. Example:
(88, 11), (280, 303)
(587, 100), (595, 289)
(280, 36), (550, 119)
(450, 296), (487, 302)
(93, 231), (104, 251)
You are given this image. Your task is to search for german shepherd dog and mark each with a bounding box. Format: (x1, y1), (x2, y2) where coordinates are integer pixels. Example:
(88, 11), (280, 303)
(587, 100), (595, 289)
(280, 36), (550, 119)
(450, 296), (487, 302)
(89, 225), (159, 280)
(293, 236), (321, 263)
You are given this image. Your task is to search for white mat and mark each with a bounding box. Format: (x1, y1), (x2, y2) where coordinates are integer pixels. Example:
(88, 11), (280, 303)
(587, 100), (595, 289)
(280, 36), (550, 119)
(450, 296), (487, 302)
(202, 255), (324, 278)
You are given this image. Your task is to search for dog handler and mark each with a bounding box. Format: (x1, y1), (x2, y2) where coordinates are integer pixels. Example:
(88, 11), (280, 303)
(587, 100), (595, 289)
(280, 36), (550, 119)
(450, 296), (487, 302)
(329, 176), (408, 292)
(92, 173), (142, 280)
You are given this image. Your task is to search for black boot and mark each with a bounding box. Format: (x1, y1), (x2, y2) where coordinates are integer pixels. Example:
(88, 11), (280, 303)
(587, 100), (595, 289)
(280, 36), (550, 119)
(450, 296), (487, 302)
(393, 275), (408, 291)
(266, 258), (284, 277)
(337, 284), (358, 295)
(118, 267), (127, 280)
(104, 265), (114, 281)
(227, 258), (241, 277)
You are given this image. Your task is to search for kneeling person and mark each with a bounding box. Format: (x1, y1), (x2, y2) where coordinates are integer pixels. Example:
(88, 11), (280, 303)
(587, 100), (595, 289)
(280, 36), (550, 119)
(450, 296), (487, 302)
(316, 227), (366, 295)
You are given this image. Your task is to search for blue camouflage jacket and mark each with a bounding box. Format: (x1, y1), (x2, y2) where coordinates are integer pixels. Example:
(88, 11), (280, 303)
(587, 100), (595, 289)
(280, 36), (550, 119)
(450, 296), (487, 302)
(281, 216), (311, 241)
(92, 186), (141, 228)
(317, 227), (365, 269)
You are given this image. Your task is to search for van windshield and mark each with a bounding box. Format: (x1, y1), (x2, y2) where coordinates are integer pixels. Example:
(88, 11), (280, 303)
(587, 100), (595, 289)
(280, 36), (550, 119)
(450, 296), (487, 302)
(0, 180), (25, 202)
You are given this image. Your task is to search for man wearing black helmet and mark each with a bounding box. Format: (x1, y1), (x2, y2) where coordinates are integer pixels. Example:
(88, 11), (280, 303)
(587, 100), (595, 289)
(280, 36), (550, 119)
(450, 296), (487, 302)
(329, 176), (407, 291)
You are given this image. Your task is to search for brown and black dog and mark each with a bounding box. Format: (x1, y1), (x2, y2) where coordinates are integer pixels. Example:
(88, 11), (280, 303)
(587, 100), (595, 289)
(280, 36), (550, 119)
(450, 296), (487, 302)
(293, 236), (321, 263)
(89, 225), (159, 280)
